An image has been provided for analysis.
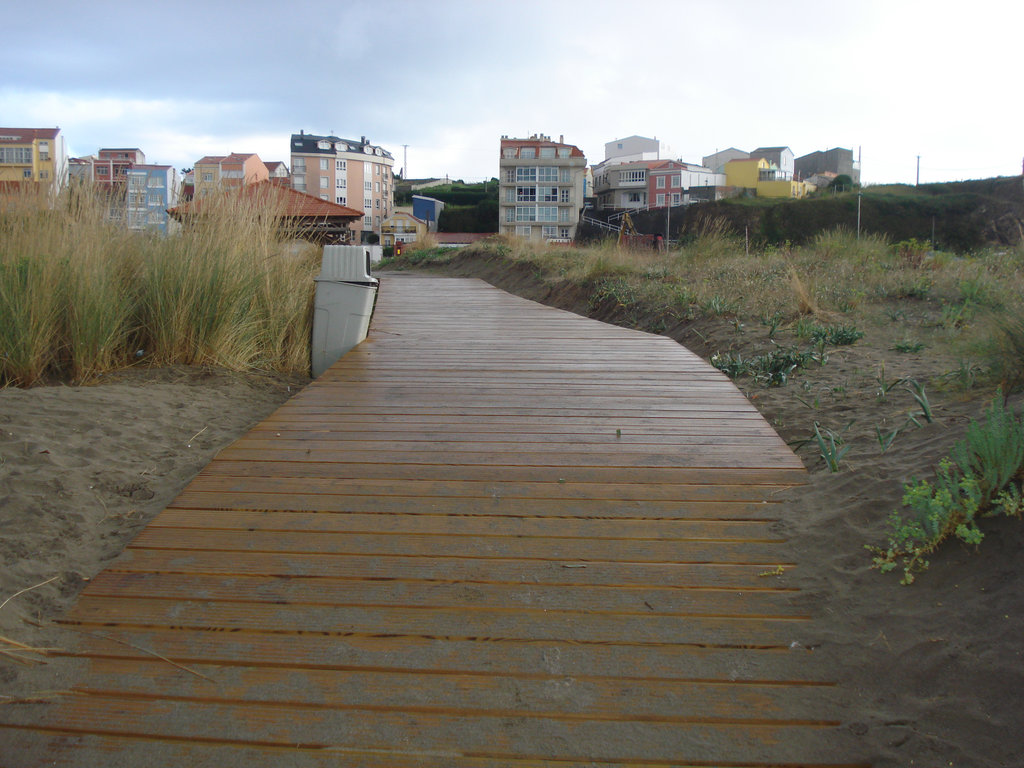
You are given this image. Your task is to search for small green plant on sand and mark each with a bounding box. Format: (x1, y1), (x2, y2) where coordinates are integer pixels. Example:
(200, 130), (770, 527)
(869, 396), (1024, 584)
(809, 323), (865, 346)
(813, 421), (849, 472)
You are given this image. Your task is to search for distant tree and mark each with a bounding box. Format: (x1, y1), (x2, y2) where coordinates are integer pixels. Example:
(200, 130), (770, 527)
(830, 174), (854, 192)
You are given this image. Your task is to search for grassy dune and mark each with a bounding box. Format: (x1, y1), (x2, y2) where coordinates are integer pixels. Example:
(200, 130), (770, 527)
(0, 186), (319, 386)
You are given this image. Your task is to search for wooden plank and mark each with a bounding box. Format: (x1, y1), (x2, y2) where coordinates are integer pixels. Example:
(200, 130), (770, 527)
(179, 475), (797, 503)
(149, 509), (785, 539)
(198, 460), (803, 486)
(126, 527), (789, 564)
(165, 492), (785, 518)
(83, 572), (802, 615)
(107, 549), (792, 588)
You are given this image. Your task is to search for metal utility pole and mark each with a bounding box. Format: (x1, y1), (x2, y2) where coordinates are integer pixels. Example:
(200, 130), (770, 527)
(857, 192), (862, 239)
(916, 155), (920, 186)
(400, 145), (409, 179)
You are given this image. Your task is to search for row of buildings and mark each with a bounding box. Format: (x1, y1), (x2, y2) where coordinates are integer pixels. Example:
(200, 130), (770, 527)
(2, 125), (860, 245)
(498, 133), (862, 241)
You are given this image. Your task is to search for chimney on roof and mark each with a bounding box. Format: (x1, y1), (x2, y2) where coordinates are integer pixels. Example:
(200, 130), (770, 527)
(559, 134), (564, 144)
(362, 136), (368, 145)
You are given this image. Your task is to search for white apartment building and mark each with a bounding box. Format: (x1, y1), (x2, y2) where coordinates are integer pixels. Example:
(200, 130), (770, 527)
(290, 131), (394, 242)
(498, 134), (586, 242)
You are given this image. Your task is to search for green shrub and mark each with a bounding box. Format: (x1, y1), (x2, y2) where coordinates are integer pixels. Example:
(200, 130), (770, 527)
(869, 396), (1024, 583)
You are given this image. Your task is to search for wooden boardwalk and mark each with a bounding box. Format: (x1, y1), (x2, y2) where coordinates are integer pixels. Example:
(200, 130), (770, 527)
(1, 274), (866, 766)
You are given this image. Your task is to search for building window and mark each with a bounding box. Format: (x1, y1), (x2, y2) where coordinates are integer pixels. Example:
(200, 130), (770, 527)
(516, 225), (532, 237)
(293, 158), (306, 169)
(656, 194), (665, 206)
(537, 167), (557, 182)
(671, 174), (681, 187)
(656, 176), (666, 189)
(336, 178), (346, 189)
(375, 181), (380, 193)
(147, 193), (162, 205)
(621, 170), (646, 184)
(515, 206), (537, 222)
(504, 188), (515, 203)
(539, 186), (558, 202)
(627, 192), (642, 203)
(375, 199), (380, 209)
(364, 198), (372, 210)
(502, 148), (516, 158)
(540, 147), (555, 159)
(363, 215), (371, 227)
(320, 176), (328, 189)
(558, 147), (570, 158)
(542, 225), (557, 239)
(147, 177), (163, 188)
(320, 158), (329, 171)
(320, 194), (329, 200)
(559, 227), (570, 238)
(22, 169), (32, 178)
(559, 208), (570, 222)
(672, 192), (681, 205)
(202, 172), (213, 182)
(374, 216), (380, 228)
(505, 207), (515, 222)
(364, 180), (372, 191)
(336, 160), (346, 171)
(39, 170), (50, 179)
(516, 186), (536, 202)
(538, 206), (557, 222)
(560, 188), (571, 203)
(336, 195), (347, 205)
(520, 147), (535, 159)
(293, 173), (305, 186)
(0, 146), (32, 164)
(515, 167), (536, 182)
(318, 140), (331, 150)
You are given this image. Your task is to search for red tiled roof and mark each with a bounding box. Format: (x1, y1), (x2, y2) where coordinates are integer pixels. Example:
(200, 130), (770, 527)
(169, 180), (363, 220)
(195, 155), (225, 165)
(0, 128), (60, 143)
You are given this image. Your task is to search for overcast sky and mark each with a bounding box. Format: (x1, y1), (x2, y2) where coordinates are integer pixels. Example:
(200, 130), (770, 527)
(3, 0), (1020, 185)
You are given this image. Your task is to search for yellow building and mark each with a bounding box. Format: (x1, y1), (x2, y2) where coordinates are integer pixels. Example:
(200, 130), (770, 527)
(724, 157), (814, 199)
(0, 127), (67, 196)
(724, 157), (770, 189)
(381, 211), (427, 248)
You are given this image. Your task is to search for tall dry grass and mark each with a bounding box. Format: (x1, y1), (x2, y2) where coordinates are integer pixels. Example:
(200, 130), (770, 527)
(0, 184), (319, 386)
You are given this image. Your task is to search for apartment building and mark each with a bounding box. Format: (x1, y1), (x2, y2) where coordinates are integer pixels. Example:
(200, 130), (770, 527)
(193, 152), (269, 197)
(498, 134), (586, 241)
(125, 165), (179, 234)
(0, 127), (68, 195)
(290, 131), (395, 242)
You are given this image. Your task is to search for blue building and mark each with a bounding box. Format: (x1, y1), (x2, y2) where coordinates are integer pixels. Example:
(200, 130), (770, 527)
(125, 164), (178, 234)
(412, 194), (445, 232)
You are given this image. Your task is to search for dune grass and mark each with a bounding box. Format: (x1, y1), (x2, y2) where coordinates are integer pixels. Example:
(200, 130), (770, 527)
(0, 185), (319, 386)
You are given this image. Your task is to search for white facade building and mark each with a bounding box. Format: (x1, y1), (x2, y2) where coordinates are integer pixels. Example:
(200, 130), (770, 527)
(499, 134), (586, 242)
